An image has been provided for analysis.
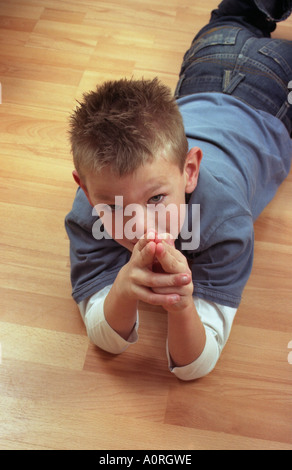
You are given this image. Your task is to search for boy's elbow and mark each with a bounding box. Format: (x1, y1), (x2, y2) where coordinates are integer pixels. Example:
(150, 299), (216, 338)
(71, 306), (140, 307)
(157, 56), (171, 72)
(85, 314), (139, 356)
(169, 332), (221, 382)
(87, 328), (130, 356)
(171, 361), (217, 382)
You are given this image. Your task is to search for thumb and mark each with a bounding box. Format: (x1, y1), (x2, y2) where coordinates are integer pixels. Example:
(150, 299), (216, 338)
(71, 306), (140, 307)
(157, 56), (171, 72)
(137, 240), (156, 268)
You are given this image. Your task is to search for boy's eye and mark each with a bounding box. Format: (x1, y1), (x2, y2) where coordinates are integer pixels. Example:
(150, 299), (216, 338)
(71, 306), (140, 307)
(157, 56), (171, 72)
(148, 194), (165, 204)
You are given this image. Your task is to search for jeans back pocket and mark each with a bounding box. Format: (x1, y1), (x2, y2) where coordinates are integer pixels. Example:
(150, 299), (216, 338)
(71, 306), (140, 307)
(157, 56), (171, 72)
(259, 40), (292, 78)
(184, 26), (242, 62)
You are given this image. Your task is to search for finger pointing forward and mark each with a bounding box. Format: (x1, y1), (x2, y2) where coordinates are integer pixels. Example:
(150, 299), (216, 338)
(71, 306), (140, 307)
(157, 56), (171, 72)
(155, 241), (190, 275)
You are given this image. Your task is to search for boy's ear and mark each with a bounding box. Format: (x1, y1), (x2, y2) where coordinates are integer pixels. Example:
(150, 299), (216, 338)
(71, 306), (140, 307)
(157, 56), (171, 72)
(72, 170), (82, 186)
(72, 170), (94, 206)
(184, 147), (203, 194)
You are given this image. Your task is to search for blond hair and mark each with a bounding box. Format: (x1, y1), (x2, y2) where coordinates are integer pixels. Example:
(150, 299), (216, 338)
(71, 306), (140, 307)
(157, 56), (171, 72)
(69, 78), (188, 177)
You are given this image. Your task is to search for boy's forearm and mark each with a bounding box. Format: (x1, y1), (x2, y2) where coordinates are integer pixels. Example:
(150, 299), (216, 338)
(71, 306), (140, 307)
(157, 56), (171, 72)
(167, 300), (206, 367)
(104, 279), (138, 341)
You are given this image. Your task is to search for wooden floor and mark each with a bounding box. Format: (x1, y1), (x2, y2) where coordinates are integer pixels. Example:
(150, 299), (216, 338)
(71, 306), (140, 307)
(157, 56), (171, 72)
(0, 0), (292, 450)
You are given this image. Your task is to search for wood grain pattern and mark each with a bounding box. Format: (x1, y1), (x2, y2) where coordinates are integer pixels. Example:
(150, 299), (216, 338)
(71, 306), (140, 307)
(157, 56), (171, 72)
(0, 0), (291, 450)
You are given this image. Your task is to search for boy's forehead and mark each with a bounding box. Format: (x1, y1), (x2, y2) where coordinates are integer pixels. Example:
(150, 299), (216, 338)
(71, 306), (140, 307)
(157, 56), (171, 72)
(87, 158), (181, 200)
(94, 183), (167, 202)
(91, 176), (168, 201)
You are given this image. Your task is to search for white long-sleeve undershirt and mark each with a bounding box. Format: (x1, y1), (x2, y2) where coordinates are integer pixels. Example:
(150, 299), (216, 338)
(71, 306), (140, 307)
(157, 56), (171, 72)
(78, 285), (237, 381)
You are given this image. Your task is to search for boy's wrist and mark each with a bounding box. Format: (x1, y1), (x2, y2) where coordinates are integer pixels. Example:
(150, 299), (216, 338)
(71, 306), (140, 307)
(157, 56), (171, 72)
(167, 296), (206, 367)
(113, 266), (139, 308)
(165, 295), (194, 315)
(104, 274), (138, 341)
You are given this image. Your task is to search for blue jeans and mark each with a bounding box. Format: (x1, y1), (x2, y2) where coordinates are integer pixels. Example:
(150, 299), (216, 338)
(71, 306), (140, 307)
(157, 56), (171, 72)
(175, 0), (292, 134)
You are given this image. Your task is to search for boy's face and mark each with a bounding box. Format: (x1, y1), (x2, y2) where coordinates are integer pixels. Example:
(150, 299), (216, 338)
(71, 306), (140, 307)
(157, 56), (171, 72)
(74, 148), (202, 252)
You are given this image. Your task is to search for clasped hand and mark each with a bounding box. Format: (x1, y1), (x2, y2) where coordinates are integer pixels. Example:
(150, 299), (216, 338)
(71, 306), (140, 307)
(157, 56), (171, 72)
(119, 231), (193, 312)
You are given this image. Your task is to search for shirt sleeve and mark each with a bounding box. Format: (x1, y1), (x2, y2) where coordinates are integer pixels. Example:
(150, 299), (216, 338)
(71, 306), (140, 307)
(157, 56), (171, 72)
(166, 297), (237, 381)
(79, 289), (236, 378)
(65, 188), (131, 304)
(78, 285), (139, 355)
(190, 214), (254, 308)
